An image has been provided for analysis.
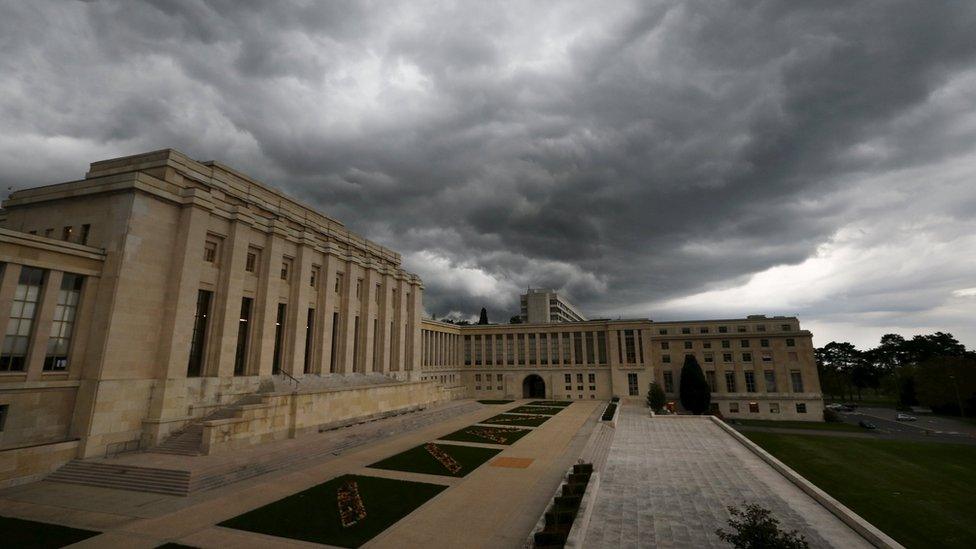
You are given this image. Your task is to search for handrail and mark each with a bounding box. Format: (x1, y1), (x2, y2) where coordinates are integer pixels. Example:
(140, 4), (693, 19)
(278, 369), (301, 389)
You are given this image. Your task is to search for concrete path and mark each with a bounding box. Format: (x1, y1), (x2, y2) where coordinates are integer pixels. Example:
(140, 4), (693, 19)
(584, 406), (874, 549)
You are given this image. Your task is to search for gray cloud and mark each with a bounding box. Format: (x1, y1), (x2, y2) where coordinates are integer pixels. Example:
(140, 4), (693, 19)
(2, 0), (975, 348)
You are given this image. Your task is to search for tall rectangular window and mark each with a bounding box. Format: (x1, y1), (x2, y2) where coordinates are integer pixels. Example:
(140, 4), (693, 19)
(507, 334), (515, 365)
(628, 373), (639, 396)
(304, 308), (315, 374)
(573, 332), (583, 364)
(725, 371), (737, 392)
(539, 334), (549, 365)
(245, 248), (259, 273)
(528, 334), (537, 365)
(330, 312), (340, 373)
(518, 334), (526, 365)
(372, 318), (379, 372)
(624, 330), (636, 363)
(80, 224), (91, 245)
(203, 241), (217, 263)
(597, 332), (607, 364)
(310, 266), (320, 288)
(744, 371), (756, 393)
(495, 335), (504, 365)
(562, 333), (571, 364)
(234, 297), (252, 376)
(44, 273), (84, 371)
(464, 335), (472, 366)
(705, 371), (716, 392)
(2, 267), (45, 372)
(790, 370), (804, 392)
(764, 370), (776, 392)
(352, 315), (360, 372)
(585, 332), (595, 364)
(474, 335), (483, 365)
(272, 303), (286, 374)
(186, 290), (213, 377)
(663, 371), (674, 393)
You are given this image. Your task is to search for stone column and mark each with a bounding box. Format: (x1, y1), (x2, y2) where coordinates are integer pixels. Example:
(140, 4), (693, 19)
(210, 218), (250, 378)
(316, 253), (339, 374)
(155, 200), (211, 379)
(0, 263), (22, 359)
(406, 283), (422, 375)
(286, 240), (315, 376)
(253, 221), (286, 376)
(340, 263), (359, 374)
(25, 270), (63, 380)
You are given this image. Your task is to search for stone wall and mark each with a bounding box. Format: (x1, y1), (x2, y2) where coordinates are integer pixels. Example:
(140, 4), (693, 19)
(0, 384), (77, 448)
(0, 440), (80, 489)
(200, 380), (454, 454)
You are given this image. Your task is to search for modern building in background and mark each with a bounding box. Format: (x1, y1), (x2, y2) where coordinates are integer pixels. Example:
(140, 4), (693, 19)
(519, 288), (586, 324)
(0, 150), (823, 488)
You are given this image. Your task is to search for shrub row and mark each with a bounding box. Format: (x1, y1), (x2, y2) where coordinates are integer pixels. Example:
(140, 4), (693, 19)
(534, 463), (593, 548)
(601, 402), (617, 421)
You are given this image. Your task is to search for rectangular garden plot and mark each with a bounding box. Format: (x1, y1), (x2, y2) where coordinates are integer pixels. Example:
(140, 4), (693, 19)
(479, 413), (551, 427)
(508, 405), (564, 415)
(528, 400), (573, 407)
(0, 516), (100, 548)
(439, 425), (531, 445)
(477, 399), (515, 404)
(218, 474), (445, 548)
(368, 443), (501, 477)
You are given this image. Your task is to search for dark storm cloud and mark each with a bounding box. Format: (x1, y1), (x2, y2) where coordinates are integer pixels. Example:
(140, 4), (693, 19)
(2, 0), (975, 347)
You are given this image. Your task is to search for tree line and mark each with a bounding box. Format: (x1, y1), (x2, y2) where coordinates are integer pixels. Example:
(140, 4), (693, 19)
(816, 332), (975, 416)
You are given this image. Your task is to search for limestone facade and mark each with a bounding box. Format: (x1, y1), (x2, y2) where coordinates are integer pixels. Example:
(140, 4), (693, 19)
(421, 314), (824, 421)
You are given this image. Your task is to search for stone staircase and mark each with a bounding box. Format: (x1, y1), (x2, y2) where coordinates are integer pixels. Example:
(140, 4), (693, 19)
(150, 394), (263, 456)
(46, 461), (191, 496)
(580, 418), (616, 472)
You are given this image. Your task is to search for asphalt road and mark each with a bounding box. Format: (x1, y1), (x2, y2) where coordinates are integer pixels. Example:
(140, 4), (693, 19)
(835, 406), (976, 443)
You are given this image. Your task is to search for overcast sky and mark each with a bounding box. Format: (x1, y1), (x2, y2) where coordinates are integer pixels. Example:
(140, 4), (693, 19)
(2, 1), (975, 349)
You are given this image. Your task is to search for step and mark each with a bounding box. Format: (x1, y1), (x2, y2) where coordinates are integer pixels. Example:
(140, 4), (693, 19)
(48, 477), (187, 496)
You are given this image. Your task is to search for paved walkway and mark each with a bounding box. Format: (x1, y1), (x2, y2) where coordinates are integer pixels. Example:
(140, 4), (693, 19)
(0, 399), (599, 548)
(584, 407), (873, 548)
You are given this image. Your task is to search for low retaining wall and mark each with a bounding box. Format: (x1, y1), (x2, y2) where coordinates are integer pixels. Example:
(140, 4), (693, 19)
(711, 416), (904, 549)
(525, 467), (600, 548)
(0, 439), (80, 489)
(201, 380), (455, 454)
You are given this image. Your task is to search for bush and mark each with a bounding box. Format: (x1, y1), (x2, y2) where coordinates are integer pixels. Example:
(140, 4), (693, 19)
(601, 402), (617, 421)
(823, 408), (842, 423)
(716, 504), (809, 549)
(647, 381), (667, 413)
(611, 396), (620, 403)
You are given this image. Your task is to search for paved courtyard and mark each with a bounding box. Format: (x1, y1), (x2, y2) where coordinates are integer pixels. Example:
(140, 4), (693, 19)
(584, 406), (874, 548)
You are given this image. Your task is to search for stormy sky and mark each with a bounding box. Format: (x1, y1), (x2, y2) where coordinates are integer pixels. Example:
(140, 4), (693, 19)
(2, 1), (975, 349)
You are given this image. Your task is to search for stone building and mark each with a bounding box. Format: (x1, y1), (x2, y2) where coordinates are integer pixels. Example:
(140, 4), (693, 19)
(0, 149), (824, 488)
(420, 315), (823, 419)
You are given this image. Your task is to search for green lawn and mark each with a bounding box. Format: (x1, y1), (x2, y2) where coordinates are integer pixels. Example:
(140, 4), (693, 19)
(218, 474), (445, 548)
(477, 399), (515, 404)
(745, 432), (976, 548)
(368, 443), (501, 477)
(508, 405), (563, 415)
(439, 425), (531, 445)
(480, 413), (550, 427)
(0, 516), (100, 548)
(528, 400), (573, 407)
(732, 419), (862, 432)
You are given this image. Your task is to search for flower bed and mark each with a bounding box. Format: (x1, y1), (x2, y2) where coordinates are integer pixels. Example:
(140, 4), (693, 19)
(509, 405), (564, 416)
(439, 425), (531, 445)
(528, 400), (574, 407)
(601, 402), (617, 421)
(368, 442), (501, 477)
(480, 413), (551, 427)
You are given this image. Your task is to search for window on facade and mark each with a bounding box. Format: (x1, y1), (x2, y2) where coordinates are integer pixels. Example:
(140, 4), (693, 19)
(44, 274), (84, 371)
(737, 325), (747, 333)
(757, 324), (766, 332)
(764, 370), (776, 392)
(624, 330), (636, 363)
(272, 304), (287, 374)
(203, 241), (217, 263)
(725, 371), (737, 392)
(80, 224), (91, 245)
(744, 371), (756, 392)
(762, 352), (772, 362)
(304, 308), (315, 374)
(749, 401), (759, 413)
(335, 273), (343, 293)
(528, 333), (537, 365)
(663, 371), (674, 393)
(588, 373), (596, 383)
(572, 332), (583, 364)
(330, 312), (340, 373)
(722, 340), (730, 348)
(786, 338), (796, 347)
(705, 371), (716, 392)
(310, 266), (319, 288)
(703, 341), (712, 349)
(704, 352), (714, 363)
(659, 328), (668, 335)
(700, 327), (709, 333)
(662, 353), (672, 364)
(681, 327), (690, 334)
(742, 352), (752, 362)
(796, 403), (807, 413)
(683, 341), (692, 350)
(507, 334), (516, 365)
(496, 336), (504, 365)
(770, 402), (780, 413)
(585, 332), (595, 364)
(760, 338), (770, 347)
(564, 373), (572, 383)
(661, 341), (669, 350)
(474, 335), (483, 365)
(245, 250), (258, 273)
(280, 259), (292, 281)
(234, 297), (253, 376)
(718, 326), (728, 333)
(781, 324), (792, 331)
(187, 290), (213, 377)
(62, 226), (73, 241)
(729, 402), (739, 413)
(790, 370), (804, 392)
(576, 373), (583, 383)
(2, 267), (45, 372)
(627, 372), (639, 396)
(723, 353), (733, 362)
(740, 339), (750, 348)
(356, 279), (362, 299)
(475, 374), (482, 382)
(375, 283), (381, 304)
(562, 333), (571, 364)
(597, 332), (607, 364)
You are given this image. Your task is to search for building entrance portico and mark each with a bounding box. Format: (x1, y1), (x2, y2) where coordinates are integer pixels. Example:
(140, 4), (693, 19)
(522, 374), (546, 398)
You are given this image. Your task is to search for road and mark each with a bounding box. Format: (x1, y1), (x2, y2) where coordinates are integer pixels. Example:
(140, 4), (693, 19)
(835, 406), (976, 444)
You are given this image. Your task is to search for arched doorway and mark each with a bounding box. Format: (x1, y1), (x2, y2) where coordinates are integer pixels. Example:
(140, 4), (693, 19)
(522, 374), (546, 398)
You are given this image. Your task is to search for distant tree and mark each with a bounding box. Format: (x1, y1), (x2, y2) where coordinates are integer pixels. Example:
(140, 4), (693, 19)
(816, 341), (862, 400)
(647, 382), (666, 413)
(716, 505), (809, 549)
(915, 355), (976, 416)
(456, 319), (471, 326)
(509, 315), (522, 324)
(679, 355), (711, 414)
(478, 307), (489, 325)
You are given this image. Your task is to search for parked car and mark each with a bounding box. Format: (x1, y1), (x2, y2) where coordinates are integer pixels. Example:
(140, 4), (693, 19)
(842, 402), (859, 411)
(896, 413), (917, 422)
(825, 403), (844, 410)
(858, 420), (878, 430)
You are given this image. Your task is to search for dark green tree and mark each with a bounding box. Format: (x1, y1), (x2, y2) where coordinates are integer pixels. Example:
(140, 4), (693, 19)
(679, 354), (711, 414)
(509, 315), (522, 324)
(647, 381), (666, 413)
(478, 307), (489, 325)
(716, 505), (809, 549)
